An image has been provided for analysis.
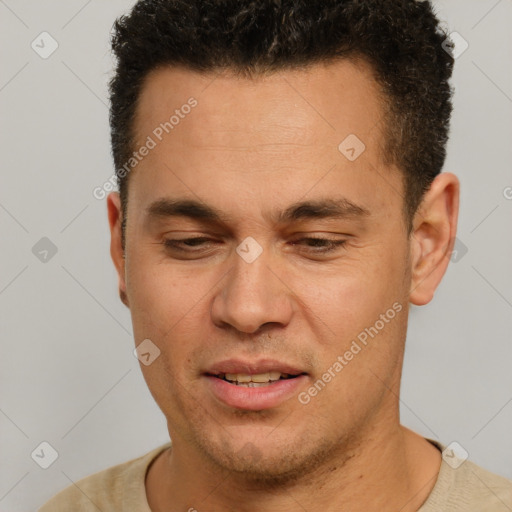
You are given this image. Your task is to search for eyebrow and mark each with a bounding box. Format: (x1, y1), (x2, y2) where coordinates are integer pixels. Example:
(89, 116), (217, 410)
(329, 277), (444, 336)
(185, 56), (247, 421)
(145, 197), (371, 226)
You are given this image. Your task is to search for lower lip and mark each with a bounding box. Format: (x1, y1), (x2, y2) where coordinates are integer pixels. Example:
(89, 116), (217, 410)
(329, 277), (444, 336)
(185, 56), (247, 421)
(204, 375), (308, 411)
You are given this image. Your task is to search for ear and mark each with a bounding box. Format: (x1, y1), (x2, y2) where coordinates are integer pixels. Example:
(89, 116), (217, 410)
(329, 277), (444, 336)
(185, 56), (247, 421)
(409, 172), (460, 306)
(107, 192), (129, 308)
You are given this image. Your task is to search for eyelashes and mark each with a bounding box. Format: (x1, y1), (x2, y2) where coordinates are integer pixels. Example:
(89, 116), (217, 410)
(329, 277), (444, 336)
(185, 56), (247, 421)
(162, 236), (348, 257)
(288, 237), (347, 253)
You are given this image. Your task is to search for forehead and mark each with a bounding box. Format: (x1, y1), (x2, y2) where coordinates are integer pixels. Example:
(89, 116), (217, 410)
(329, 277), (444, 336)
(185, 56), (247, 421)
(129, 59), (401, 224)
(134, 58), (386, 147)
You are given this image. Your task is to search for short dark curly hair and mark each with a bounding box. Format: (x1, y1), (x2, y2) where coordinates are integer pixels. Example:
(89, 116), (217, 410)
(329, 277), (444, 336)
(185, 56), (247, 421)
(109, 0), (455, 249)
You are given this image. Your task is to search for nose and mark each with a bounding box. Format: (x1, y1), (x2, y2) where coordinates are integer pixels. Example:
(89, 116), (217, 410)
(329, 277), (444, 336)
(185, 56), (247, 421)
(210, 245), (294, 334)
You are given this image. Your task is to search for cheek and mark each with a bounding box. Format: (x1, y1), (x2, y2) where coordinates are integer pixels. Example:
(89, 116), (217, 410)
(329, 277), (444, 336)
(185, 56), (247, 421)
(297, 250), (406, 343)
(125, 248), (207, 337)
(125, 255), (207, 411)
(125, 252), (225, 391)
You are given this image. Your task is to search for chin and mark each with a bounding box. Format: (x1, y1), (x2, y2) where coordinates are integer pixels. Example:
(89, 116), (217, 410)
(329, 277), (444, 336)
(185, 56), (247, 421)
(204, 434), (342, 488)
(223, 456), (309, 487)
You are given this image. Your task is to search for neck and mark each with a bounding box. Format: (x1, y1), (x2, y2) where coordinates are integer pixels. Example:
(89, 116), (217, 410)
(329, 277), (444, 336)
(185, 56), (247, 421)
(146, 422), (441, 512)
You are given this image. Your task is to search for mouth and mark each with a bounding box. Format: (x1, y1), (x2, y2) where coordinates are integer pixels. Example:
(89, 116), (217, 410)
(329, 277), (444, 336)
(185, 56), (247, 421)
(207, 371), (304, 387)
(203, 360), (309, 410)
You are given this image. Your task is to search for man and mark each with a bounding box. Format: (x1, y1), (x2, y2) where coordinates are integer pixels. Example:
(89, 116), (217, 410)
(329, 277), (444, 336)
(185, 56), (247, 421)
(40, 0), (512, 510)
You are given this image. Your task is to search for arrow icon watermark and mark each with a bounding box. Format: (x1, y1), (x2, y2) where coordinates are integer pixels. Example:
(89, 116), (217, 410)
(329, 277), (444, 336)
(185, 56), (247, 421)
(236, 236), (263, 263)
(133, 339), (161, 366)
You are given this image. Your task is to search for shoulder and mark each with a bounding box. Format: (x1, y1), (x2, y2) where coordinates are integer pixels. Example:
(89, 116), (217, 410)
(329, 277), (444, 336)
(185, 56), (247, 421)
(449, 460), (512, 509)
(38, 443), (171, 512)
(421, 440), (512, 511)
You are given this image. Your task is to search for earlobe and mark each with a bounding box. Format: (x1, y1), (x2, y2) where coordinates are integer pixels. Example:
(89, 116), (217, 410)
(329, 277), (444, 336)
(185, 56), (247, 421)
(119, 288), (130, 308)
(106, 192), (129, 308)
(409, 173), (460, 306)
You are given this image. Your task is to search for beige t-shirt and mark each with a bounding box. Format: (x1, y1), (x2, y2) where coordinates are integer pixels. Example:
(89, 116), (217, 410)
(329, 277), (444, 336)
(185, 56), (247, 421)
(39, 440), (512, 511)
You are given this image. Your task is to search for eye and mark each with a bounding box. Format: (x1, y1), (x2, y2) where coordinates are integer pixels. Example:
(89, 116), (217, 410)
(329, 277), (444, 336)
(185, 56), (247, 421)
(290, 237), (347, 253)
(162, 237), (214, 253)
(161, 236), (348, 258)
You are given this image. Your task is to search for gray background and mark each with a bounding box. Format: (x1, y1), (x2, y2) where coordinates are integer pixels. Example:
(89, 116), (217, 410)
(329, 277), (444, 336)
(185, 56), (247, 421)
(1, 0), (511, 510)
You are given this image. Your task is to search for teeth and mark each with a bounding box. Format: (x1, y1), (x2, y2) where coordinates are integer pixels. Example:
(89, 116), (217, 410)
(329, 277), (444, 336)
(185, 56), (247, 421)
(251, 372), (270, 383)
(225, 373), (252, 383)
(223, 372), (287, 383)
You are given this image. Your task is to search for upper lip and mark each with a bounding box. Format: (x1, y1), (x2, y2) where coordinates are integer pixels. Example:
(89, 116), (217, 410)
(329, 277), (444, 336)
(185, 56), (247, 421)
(205, 358), (307, 376)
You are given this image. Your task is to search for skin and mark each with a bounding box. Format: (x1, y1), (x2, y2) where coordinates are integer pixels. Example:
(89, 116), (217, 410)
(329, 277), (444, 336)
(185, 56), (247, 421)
(107, 58), (459, 511)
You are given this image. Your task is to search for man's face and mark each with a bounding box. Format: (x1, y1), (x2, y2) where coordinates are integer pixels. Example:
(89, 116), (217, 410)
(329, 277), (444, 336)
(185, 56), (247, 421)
(113, 59), (415, 480)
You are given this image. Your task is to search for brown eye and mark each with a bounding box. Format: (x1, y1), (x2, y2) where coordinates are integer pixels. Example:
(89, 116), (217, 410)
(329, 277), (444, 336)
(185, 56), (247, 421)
(163, 237), (213, 252)
(291, 237), (347, 253)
